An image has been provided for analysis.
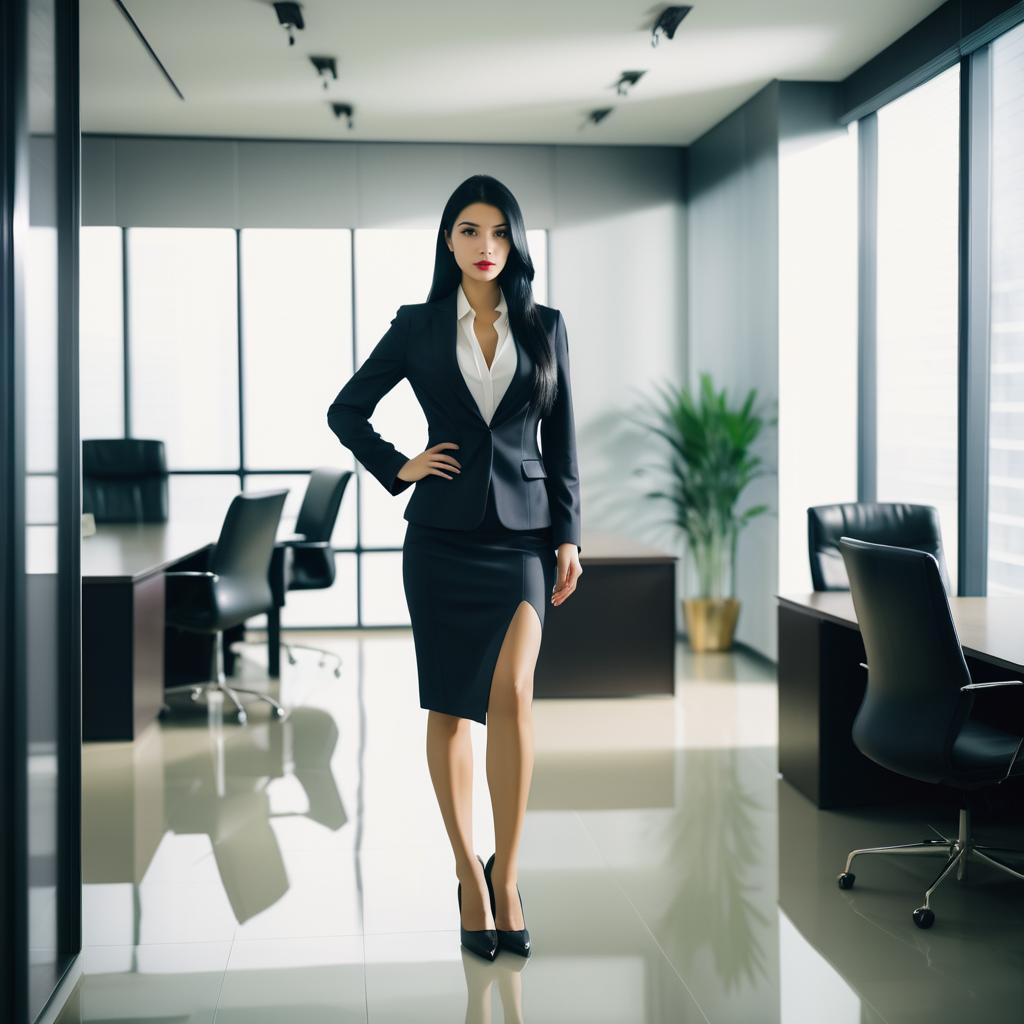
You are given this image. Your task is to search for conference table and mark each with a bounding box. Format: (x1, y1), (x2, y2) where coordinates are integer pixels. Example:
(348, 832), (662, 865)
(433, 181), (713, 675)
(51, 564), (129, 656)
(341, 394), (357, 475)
(777, 591), (1024, 809)
(81, 519), (284, 742)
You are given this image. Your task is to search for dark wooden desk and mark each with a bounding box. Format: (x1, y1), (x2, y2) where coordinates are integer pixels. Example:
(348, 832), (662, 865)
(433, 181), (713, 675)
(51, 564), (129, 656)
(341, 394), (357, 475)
(535, 530), (677, 700)
(777, 591), (1024, 809)
(80, 520), (287, 742)
(81, 521), (217, 742)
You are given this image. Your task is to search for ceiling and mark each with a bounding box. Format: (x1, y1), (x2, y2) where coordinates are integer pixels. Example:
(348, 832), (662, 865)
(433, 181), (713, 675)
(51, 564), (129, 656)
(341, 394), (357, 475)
(80, 0), (946, 146)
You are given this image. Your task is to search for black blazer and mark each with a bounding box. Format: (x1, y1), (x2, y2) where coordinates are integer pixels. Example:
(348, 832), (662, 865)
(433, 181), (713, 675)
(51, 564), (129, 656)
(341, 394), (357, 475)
(327, 287), (582, 554)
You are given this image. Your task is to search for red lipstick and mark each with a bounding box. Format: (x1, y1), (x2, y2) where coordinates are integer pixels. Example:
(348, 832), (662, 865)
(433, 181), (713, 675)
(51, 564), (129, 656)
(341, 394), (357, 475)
(474, 260), (495, 269)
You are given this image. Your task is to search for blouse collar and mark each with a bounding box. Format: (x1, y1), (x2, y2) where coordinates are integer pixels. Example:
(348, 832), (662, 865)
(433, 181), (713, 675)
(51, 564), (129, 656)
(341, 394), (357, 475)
(457, 284), (508, 322)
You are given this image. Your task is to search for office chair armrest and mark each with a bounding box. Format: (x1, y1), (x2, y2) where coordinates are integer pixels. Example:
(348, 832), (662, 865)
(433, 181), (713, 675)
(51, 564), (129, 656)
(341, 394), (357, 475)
(165, 570), (220, 606)
(277, 533), (306, 544)
(960, 680), (1024, 692)
(281, 540), (331, 550)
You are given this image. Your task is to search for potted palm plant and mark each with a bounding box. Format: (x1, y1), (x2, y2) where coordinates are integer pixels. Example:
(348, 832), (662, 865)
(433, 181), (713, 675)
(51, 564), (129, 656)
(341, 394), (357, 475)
(631, 373), (775, 652)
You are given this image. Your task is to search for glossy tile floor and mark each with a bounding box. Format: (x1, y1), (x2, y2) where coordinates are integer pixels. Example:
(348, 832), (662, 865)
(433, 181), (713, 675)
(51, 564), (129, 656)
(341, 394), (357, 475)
(53, 630), (1024, 1023)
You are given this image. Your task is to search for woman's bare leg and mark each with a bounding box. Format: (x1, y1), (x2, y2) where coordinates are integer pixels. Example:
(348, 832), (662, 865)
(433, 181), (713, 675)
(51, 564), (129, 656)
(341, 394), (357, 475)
(426, 710), (494, 930)
(485, 600), (543, 930)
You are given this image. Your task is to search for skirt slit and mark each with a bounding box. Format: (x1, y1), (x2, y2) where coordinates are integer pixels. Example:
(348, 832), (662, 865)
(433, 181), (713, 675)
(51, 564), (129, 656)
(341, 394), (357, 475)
(403, 482), (555, 725)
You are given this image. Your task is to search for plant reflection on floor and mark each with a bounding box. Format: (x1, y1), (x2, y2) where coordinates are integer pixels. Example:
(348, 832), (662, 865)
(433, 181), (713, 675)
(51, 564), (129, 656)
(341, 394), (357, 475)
(660, 746), (771, 992)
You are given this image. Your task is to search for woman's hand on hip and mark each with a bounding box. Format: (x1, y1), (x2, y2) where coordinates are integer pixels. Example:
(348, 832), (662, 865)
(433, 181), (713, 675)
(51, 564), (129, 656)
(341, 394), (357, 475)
(398, 442), (461, 482)
(552, 543), (582, 607)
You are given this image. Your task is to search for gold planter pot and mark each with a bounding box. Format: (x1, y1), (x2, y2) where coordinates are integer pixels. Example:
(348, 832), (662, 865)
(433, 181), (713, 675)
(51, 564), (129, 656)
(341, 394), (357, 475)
(682, 597), (741, 652)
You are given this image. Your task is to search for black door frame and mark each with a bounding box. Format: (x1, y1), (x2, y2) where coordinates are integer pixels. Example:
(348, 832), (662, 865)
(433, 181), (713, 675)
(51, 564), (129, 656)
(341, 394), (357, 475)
(1, 0), (82, 1020)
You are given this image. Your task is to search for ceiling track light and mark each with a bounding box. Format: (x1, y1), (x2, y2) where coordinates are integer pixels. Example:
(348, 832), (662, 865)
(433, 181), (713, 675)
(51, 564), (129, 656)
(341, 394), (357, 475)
(581, 107), (613, 130)
(331, 102), (354, 129)
(651, 5), (692, 47)
(310, 55), (338, 90)
(615, 69), (646, 96)
(273, 1), (305, 46)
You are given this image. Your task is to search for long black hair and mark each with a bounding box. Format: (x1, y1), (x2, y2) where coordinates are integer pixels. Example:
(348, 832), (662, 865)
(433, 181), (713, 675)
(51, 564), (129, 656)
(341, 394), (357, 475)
(426, 174), (557, 419)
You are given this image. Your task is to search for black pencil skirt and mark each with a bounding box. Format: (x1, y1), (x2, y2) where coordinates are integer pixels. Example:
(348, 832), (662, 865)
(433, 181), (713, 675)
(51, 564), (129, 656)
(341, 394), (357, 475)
(402, 481), (556, 725)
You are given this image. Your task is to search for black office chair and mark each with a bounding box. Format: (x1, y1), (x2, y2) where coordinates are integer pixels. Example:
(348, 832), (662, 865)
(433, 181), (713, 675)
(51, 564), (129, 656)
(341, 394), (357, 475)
(835, 536), (1024, 928)
(230, 468), (352, 678)
(83, 438), (169, 523)
(162, 489), (289, 725)
(808, 502), (951, 594)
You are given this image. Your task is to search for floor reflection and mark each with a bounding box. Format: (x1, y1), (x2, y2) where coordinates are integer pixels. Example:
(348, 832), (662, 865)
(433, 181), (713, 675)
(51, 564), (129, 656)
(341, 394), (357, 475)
(82, 693), (349, 941)
(50, 633), (1024, 1023)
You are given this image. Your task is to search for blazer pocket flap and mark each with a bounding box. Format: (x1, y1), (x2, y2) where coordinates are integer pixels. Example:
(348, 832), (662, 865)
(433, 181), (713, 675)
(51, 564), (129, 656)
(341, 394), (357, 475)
(521, 459), (547, 480)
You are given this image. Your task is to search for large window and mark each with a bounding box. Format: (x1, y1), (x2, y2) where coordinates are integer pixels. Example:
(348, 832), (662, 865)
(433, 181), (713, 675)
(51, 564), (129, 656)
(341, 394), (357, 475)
(988, 22), (1024, 593)
(128, 228), (240, 470)
(874, 64), (961, 592)
(79, 225), (548, 627)
(79, 227), (124, 440)
(241, 229), (353, 471)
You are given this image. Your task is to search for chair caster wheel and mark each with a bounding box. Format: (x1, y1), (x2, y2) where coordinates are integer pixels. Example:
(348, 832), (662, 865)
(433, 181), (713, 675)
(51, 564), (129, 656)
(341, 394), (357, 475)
(913, 907), (935, 929)
(273, 706), (287, 720)
(189, 687), (203, 702)
(837, 872), (855, 890)
(333, 667), (342, 679)
(236, 710), (248, 725)
(157, 704), (170, 719)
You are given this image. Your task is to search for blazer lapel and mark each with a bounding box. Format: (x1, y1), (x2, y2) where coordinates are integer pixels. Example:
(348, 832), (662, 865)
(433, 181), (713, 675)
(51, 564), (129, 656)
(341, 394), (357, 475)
(433, 287), (531, 428)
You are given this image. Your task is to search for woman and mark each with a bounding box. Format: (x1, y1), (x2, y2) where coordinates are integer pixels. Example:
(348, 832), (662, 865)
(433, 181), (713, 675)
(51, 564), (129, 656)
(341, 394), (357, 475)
(327, 174), (583, 961)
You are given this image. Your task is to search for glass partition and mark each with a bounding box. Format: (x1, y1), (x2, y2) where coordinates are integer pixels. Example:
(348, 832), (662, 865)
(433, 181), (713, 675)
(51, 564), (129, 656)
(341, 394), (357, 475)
(10, 0), (82, 1018)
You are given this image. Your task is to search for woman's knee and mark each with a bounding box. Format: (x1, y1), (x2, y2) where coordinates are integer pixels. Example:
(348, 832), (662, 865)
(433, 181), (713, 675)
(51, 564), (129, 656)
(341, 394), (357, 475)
(488, 670), (534, 718)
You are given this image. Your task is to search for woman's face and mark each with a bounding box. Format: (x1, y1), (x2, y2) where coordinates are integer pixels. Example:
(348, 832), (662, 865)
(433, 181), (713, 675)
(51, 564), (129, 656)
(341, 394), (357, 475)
(446, 202), (511, 284)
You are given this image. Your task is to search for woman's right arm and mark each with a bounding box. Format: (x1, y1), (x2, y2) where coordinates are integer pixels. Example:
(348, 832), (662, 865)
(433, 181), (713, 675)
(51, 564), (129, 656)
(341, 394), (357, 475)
(326, 305), (414, 496)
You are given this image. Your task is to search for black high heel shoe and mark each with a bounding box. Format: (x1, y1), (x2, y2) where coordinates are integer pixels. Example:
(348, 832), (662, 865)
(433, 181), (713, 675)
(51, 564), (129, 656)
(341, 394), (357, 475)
(484, 852), (531, 957)
(457, 853), (498, 961)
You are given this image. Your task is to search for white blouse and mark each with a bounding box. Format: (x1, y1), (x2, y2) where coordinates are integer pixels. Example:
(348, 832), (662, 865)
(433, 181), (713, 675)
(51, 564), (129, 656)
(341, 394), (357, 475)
(455, 284), (518, 424)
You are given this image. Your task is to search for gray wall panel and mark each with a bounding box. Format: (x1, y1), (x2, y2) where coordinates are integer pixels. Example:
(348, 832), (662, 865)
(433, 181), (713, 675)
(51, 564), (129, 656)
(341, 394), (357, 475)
(354, 143), (468, 227)
(114, 137), (238, 226)
(462, 145), (556, 225)
(237, 141), (358, 227)
(81, 135), (115, 225)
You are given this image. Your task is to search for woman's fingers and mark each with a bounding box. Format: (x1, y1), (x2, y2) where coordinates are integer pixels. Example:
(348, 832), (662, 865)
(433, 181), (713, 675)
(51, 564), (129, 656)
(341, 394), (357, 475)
(552, 561), (580, 605)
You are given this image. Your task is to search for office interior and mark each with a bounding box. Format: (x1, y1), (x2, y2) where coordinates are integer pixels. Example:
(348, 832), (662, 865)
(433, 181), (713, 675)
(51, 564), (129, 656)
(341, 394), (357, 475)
(4, 1), (1024, 1021)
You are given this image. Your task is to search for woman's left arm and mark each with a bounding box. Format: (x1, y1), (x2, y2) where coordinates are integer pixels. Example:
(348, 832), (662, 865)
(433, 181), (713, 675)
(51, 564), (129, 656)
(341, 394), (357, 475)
(540, 310), (583, 606)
